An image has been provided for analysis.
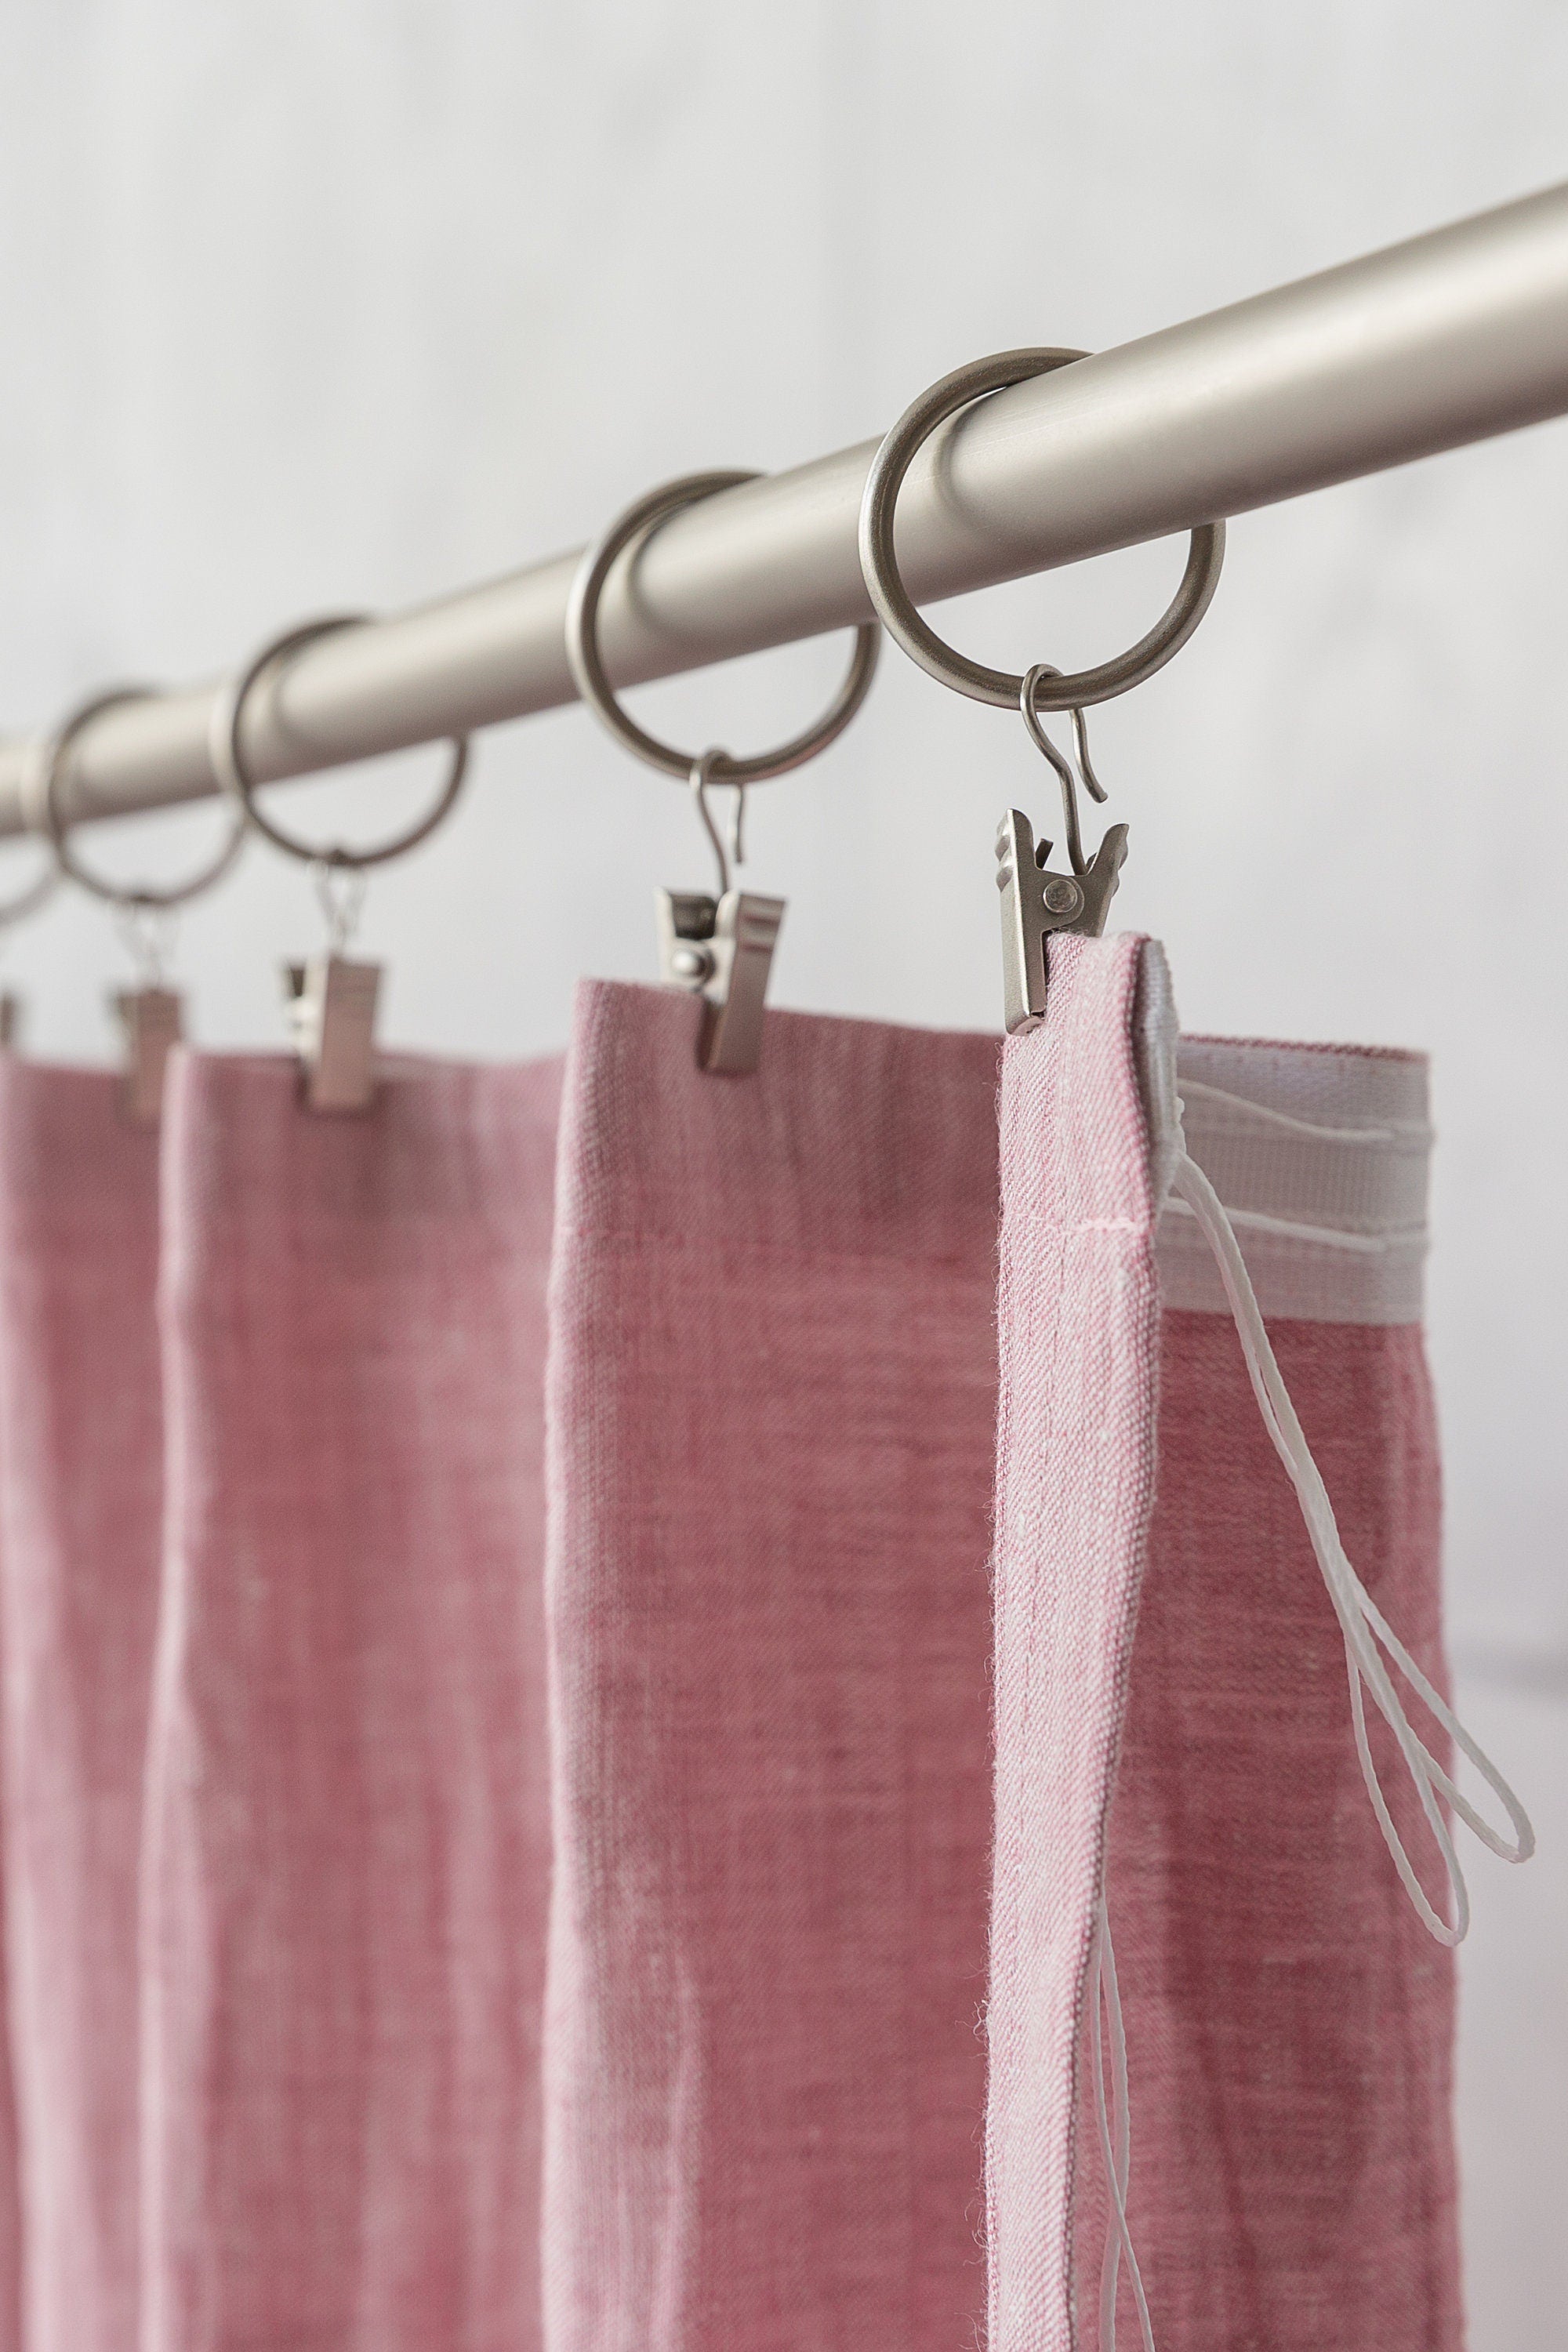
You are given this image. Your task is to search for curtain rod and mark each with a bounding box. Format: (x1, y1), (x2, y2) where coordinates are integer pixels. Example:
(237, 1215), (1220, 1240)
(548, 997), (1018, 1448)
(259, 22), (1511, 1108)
(3, 178), (1568, 842)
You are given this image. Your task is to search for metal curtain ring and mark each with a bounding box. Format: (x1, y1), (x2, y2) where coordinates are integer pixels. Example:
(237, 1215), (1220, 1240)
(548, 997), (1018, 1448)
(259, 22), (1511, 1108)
(25, 685), (248, 909)
(858, 347), (1225, 710)
(564, 470), (881, 784)
(209, 615), (470, 868)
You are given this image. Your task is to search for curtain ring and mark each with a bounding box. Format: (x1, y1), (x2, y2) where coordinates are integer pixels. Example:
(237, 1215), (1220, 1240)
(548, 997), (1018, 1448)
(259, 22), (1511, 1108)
(24, 685), (248, 908)
(858, 347), (1225, 711)
(209, 615), (470, 869)
(565, 471), (880, 784)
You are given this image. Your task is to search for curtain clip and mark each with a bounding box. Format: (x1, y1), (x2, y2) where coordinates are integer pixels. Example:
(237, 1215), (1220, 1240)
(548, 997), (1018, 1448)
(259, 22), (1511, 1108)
(655, 761), (786, 1074)
(278, 864), (380, 1112)
(995, 808), (1128, 1035)
(656, 886), (784, 1076)
(25, 687), (245, 1127)
(110, 985), (183, 1127)
(280, 954), (382, 1113)
(109, 902), (185, 1126)
(209, 616), (471, 1118)
(565, 474), (877, 1081)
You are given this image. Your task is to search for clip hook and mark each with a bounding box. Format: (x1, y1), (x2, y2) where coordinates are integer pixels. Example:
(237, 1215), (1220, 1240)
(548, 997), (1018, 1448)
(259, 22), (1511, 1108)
(1019, 664), (1108, 875)
(688, 753), (731, 900)
(313, 860), (368, 957)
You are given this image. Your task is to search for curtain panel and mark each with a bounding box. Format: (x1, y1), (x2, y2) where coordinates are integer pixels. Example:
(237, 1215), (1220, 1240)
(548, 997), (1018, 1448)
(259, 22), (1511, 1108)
(0, 966), (1468, 2350)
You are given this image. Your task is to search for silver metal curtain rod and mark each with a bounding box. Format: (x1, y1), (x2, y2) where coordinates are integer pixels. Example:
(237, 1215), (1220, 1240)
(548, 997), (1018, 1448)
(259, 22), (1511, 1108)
(4, 177), (1568, 842)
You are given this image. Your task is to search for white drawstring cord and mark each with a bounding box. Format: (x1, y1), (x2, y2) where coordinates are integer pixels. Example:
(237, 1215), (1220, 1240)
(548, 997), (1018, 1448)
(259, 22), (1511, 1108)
(1168, 1142), (1534, 1945)
(1091, 1092), (1534, 2347)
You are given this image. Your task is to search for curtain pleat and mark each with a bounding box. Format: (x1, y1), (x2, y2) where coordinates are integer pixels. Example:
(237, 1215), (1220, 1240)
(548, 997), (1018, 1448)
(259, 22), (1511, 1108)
(0, 1062), (161, 2352)
(142, 1053), (561, 2350)
(541, 982), (999, 2351)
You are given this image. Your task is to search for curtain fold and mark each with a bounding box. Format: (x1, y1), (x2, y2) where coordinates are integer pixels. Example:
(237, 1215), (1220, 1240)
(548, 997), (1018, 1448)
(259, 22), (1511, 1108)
(141, 1051), (561, 2351)
(0, 1061), (162, 2352)
(987, 933), (1458, 2352)
(541, 982), (999, 2351)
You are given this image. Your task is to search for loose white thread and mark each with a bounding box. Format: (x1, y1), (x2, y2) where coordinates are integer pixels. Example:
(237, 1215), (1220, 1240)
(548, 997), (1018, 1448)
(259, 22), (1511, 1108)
(1091, 1894), (1155, 2352)
(1091, 1084), (1534, 2347)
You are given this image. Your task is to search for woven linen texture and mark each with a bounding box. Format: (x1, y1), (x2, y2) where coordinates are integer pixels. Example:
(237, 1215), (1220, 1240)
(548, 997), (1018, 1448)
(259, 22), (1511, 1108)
(0, 1063), (159, 2352)
(541, 982), (999, 2352)
(989, 931), (1458, 2351)
(142, 1051), (561, 2351)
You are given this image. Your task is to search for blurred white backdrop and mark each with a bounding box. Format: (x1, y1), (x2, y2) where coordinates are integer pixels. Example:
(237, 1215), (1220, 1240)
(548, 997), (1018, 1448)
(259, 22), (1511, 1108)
(0, 2), (1564, 2338)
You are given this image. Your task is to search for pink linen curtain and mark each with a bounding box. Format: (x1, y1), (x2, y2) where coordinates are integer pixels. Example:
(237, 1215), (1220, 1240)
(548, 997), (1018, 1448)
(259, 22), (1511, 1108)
(0, 967), (1473, 2350)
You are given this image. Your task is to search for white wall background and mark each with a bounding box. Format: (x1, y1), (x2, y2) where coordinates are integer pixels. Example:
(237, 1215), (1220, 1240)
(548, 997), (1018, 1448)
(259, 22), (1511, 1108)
(0, 2), (1563, 2339)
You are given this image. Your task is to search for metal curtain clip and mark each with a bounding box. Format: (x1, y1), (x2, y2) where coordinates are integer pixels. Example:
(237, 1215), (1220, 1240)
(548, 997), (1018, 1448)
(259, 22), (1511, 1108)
(25, 684), (247, 1126)
(209, 614), (472, 1117)
(110, 983), (184, 1127)
(280, 951), (383, 1112)
(657, 764), (784, 1074)
(994, 669), (1130, 1033)
(656, 882), (786, 1076)
(996, 808), (1128, 1035)
(279, 864), (381, 1112)
(859, 357), (1223, 1040)
(564, 471), (879, 1080)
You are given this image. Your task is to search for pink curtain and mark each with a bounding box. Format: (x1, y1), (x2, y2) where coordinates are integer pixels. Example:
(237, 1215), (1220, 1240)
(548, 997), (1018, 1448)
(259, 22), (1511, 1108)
(142, 1053), (561, 2350)
(0, 1063), (162, 2352)
(0, 971), (1472, 2349)
(988, 934), (1457, 2351)
(543, 982), (998, 2350)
